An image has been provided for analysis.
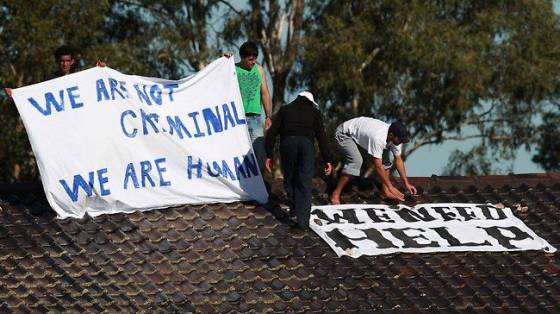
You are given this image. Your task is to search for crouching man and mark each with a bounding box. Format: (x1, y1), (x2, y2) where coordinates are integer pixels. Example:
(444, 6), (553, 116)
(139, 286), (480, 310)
(330, 117), (417, 204)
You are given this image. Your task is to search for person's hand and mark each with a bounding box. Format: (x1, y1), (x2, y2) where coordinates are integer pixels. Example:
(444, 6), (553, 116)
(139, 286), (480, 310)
(324, 163), (333, 176)
(223, 52), (234, 58)
(96, 60), (106, 67)
(4, 88), (12, 97)
(405, 183), (417, 195)
(265, 158), (273, 173)
(381, 184), (405, 201)
(264, 117), (272, 130)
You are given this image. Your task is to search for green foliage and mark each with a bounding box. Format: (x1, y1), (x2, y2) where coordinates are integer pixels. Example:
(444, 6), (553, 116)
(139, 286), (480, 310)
(1, 0), (559, 182)
(221, 0), (305, 108)
(442, 144), (512, 176)
(1, 0), (113, 183)
(0, 0), (225, 183)
(130, 0), (225, 74)
(299, 0), (560, 172)
(532, 109), (560, 171)
(0, 99), (37, 182)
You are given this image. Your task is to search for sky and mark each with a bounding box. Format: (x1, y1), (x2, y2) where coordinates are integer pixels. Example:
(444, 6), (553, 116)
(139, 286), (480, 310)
(405, 134), (539, 176)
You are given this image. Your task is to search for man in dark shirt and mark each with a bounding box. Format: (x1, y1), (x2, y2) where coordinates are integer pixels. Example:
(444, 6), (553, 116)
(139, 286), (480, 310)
(4, 45), (77, 97)
(43, 45), (76, 80)
(265, 91), (333, 229)
(4, 45), (105, 98)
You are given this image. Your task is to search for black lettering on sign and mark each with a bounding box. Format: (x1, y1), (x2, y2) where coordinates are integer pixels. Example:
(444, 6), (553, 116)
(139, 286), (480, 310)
(433, 206), (458, 221)
(431, 227), (490, 247)
(325, 229), (358, 250)
(384, 228), (439, 248)
(395, 207), (436, 222)
(477, 226), (533, 249)
(311, 208), (363, 225)
(363, 208), (394, 223)
(361, 228), (398, 249)
(477, 204), (507, 220)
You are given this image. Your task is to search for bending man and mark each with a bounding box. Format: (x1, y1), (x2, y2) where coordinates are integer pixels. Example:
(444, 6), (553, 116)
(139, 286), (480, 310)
(330, 117), (417, 204)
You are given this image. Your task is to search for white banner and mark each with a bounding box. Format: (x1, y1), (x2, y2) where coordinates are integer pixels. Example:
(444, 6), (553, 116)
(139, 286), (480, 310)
(310, 203), (556, 257)
(12, 57), (268, 219)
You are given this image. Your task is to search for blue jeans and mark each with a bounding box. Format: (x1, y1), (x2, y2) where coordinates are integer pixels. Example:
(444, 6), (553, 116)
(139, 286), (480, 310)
(280, 136), (315, 229)
(246, 115), (266, 173)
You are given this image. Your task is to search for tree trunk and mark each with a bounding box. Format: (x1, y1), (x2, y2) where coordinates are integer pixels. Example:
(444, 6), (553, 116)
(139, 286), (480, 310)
(271, 71), (288, 111)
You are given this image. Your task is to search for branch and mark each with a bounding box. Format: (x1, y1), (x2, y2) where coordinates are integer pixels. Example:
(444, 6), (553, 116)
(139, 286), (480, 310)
(466, 118), (514, 125)
(9, 63), (17, 77)
(551, 99), (560, 108)
(216, 0), (244, 15)
(406, 133), (511, 157)
(477, 101), (496, 117)
(358, 47), (380, 73)
(284, 0), (304, 68)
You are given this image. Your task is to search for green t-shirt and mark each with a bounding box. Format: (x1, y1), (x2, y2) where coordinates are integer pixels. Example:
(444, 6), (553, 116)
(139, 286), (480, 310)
(235, 63), (262, 114)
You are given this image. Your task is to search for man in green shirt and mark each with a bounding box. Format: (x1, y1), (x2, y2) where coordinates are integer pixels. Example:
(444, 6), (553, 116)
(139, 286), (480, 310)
(225, 42), (273, 172)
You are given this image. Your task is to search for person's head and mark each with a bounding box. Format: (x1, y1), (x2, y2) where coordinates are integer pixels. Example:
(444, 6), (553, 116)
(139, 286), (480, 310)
(53, 45), (75, 75)
(296, 91), (319, 109)
(388, 122), (410, 145)
(238, 41), (259, 70)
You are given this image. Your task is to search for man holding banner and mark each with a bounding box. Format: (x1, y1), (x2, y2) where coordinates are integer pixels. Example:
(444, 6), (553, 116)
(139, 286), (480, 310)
(225, 42), (273, 173)
(330, 117), (417, 204)
(10, 56), (269, 218)
(4, 45), (104, 97)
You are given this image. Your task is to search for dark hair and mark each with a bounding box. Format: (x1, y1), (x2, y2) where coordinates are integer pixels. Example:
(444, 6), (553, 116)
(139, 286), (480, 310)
(388, 121), (410, 143)
(54, 45), (75, 60)
(239, 42), (259, 58)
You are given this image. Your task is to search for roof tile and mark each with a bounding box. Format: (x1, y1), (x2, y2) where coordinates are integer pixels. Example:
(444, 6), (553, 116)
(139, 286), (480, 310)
(0, 174), (559, 311)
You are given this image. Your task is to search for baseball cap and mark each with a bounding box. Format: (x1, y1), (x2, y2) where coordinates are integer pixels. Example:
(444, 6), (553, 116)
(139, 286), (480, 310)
(388, 122), (410, 143)
(298, 91), (319, 109)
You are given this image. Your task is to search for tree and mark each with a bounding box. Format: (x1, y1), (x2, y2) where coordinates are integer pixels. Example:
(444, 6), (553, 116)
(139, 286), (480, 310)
(443, 145), (498, 176)
(298, 0), (560, 175)
(0, 0), (224, 182)
(120, 0), (226, 76)
(0, 0), (114, 182)
(532, 109), (560, 171)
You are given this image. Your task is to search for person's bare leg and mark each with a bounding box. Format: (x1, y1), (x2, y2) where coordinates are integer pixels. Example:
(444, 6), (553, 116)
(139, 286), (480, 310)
(330, 174), (352, 205)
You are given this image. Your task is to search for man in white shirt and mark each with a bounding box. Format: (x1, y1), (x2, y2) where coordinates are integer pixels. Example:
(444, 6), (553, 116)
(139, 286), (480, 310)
(330, 117), (417, 204)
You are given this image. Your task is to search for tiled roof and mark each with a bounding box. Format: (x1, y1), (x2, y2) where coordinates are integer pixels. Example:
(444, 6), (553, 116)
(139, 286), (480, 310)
(0, 173), (559, 312)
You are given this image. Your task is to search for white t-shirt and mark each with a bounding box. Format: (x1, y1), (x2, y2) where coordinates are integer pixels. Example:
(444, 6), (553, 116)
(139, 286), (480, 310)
(341, 117), (402, 158)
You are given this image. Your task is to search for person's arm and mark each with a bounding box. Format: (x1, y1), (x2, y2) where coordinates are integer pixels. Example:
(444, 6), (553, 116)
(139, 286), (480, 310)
(96, 60), (106, 67)
(394, 154), (417, 195)
(374, 157), (405, 201)
(257, 64), (273, 129)
(313, 110), (333, 175)
(264, 108), (283, 172)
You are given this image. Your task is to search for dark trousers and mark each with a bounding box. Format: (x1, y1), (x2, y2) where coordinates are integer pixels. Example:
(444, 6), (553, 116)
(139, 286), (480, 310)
(280, 136), (315, 229)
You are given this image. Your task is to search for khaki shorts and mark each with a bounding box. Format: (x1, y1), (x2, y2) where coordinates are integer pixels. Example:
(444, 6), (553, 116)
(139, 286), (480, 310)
(335, 125), (392, 176)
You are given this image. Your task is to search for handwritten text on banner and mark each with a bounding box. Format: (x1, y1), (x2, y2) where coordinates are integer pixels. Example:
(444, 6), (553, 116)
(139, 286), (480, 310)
(12, 58), (268, 218)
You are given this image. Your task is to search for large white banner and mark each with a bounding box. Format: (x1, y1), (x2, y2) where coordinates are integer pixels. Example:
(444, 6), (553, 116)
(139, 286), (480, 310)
(12, 57), (268, 219)
(310, 203), (556, 257)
